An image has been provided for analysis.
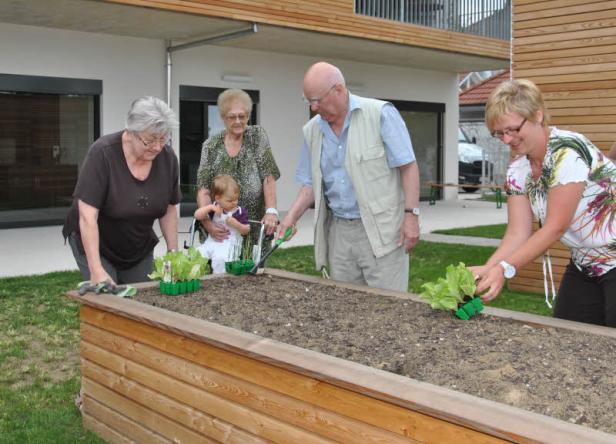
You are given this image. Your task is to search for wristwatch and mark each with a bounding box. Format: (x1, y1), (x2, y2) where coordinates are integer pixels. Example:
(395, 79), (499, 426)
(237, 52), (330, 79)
(499, 260), (516, 279)
(404, 208), (420, 216)
(265, 207), (279, 216)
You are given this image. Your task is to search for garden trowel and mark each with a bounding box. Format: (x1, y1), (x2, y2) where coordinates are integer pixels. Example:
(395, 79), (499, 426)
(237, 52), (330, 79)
(249, 226), (293, 274)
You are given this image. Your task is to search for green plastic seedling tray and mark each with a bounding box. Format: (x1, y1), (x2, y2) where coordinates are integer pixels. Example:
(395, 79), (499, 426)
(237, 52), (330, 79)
(159, 279), (200, 295)
(454, 296), (484, 320)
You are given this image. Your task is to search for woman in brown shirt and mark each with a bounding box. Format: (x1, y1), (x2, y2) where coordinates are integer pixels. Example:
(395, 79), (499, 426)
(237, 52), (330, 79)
(63, 96), (181, 285)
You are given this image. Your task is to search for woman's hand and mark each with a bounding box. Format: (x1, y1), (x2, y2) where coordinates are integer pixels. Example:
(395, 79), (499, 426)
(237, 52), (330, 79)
(468, 265), (489, 282)
(90, 269), (115, 287)
(474, 264), (506, 303)
(262, 213), (278, 236)
(201, 217), (229, 242)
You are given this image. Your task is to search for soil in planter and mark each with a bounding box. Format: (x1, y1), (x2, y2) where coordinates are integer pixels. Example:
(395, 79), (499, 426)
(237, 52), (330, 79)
(133, 274), (616, 435)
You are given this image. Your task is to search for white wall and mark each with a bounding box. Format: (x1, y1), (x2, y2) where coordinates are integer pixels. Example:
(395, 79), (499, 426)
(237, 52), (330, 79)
(172, 45), (460, 207)
(0, 23), (165, 133)
(0, 22), (460, 210)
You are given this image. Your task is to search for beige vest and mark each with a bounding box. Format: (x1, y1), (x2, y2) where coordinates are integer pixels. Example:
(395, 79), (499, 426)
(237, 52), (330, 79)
(303, 96), (404, 270)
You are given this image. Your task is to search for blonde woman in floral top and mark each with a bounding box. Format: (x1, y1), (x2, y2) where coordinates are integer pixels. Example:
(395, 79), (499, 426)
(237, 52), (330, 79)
(196, 89), (280, 245)
(470, 79), (616, 327)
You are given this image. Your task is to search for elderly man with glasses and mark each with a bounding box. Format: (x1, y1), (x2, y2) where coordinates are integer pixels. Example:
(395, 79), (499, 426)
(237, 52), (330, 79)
(279, 61), (421, 292)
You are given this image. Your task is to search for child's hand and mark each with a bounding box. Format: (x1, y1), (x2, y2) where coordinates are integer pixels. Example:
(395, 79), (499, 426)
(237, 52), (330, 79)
(212, 203), (223, 216)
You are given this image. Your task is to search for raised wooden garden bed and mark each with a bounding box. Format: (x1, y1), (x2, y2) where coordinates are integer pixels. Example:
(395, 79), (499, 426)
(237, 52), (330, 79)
(66, 270), (616, 444)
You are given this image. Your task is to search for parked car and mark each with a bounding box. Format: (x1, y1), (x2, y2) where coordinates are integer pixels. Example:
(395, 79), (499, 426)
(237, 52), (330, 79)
(458, 127), (492, 193)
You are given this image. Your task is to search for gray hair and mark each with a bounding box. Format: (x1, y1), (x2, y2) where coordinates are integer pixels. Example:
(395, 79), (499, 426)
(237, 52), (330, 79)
(217, 89), (253, 118)
(125, 96), (179, 135)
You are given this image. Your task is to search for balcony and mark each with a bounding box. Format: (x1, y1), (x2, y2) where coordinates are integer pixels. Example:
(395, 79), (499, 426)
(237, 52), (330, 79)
(355, 0), (511, 40)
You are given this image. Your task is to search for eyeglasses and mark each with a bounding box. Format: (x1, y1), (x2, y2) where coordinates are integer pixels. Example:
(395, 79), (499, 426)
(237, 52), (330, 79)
(134, 133), (169, 148)
(491, 118), (527, 139)
(302, 84), (337, 106)
(224, 113), (249, 122)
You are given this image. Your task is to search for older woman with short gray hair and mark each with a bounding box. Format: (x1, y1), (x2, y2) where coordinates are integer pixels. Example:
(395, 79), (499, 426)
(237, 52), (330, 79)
(63, 96), (181, 286)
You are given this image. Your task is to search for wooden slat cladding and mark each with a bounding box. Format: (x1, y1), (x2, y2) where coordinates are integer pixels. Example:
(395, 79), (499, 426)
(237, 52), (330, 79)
(70, 283), (616, 444)
(102, 0), (508, 59)
(510, 0), (616, 295)
(79, 305), (507, 444)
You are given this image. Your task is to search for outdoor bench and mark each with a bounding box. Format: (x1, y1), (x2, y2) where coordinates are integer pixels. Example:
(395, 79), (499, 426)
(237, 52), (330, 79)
(427, 181), (503, 208)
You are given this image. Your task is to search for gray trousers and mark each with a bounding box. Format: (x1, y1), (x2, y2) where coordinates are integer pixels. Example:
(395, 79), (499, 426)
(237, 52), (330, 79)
(327, 217), (409, 292)
(68, 232), (154, 284)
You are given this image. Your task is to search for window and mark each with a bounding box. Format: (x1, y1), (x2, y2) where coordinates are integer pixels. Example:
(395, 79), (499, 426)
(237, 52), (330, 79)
(0, 74), (100, 228)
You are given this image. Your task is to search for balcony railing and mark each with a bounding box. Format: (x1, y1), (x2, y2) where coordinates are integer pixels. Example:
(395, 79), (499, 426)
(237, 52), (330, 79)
(355, 0), (510, 40)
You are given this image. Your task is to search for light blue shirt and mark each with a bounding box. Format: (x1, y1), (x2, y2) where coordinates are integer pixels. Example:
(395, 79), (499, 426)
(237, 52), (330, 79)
(295, 93), (415, 219)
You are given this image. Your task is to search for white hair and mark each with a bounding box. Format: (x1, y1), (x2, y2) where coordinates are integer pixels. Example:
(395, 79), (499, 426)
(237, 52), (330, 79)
(125, 96), (179, 135)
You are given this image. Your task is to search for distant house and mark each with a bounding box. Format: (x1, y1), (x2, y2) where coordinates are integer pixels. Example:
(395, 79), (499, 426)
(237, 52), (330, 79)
(460, 69), (510, 123)
(458, 70), (511, 185)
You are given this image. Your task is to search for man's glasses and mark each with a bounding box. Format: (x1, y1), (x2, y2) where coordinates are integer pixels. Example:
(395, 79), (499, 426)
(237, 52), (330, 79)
(134, 133), (169, 147)
(225, 113), (249, 122)
(302, 84), (337, 106)
(491, 118), (527, 140)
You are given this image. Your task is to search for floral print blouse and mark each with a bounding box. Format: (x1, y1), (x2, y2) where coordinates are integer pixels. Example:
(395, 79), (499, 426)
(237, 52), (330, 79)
(506, 127), (616, 277)
(196, 125), (280, 243)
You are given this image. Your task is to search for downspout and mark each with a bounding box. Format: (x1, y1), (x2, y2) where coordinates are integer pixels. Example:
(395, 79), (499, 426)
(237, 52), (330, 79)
(164, 23), (258, 107)
(165, 39), (172, 105)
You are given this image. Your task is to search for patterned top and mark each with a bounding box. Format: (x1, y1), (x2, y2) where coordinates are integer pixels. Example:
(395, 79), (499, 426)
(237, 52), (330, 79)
(506, 127), (616, 277)
(196, 125), (280, 243)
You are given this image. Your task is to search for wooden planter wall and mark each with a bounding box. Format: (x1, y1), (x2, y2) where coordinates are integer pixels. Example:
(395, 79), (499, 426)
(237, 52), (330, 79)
(510, 0), (616, 294)
(68, 271), (616, 444)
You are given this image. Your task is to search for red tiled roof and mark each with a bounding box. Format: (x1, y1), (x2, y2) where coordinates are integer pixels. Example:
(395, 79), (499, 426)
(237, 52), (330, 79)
(459, 70), (510, 105)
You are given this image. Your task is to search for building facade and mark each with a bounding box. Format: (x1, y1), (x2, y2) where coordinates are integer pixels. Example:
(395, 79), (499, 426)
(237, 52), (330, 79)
(0, 0), (509, 228)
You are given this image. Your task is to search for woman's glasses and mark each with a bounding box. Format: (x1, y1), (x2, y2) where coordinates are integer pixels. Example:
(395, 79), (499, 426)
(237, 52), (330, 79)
(491, 118), (527, 140)
(225, 113), (249, 122)
(134, 133), (169, 147)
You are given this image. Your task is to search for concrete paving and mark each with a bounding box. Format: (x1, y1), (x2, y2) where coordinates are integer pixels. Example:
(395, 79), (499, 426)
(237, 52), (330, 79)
(0, 198), (506, 278)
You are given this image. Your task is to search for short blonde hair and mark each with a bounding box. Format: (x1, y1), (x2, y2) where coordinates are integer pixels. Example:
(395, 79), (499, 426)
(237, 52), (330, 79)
(211, 175), (240, 199)
(485, 79), (550, 131)
(217, 89), (252, 118)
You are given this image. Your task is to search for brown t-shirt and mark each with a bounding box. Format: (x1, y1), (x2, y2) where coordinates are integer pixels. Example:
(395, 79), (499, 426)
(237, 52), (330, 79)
(62, 131), (181, 269)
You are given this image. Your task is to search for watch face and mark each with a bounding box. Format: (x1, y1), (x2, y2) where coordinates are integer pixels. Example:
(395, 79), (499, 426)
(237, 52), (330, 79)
(501, 261), (516, 279)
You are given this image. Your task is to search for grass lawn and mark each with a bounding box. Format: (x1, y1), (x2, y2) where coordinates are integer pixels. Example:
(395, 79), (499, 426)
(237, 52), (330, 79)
(0, 240), (549, 442)
(0, 271), (104, 444)
(433, 223), (507, 239)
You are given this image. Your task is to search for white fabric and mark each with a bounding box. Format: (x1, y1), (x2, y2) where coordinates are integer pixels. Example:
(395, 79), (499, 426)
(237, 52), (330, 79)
(197, 208), (243, 274)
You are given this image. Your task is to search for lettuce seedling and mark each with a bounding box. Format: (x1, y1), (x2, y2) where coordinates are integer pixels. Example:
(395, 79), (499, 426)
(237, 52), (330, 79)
(419, 262), (477, 311)
(148, 247), (210, 283)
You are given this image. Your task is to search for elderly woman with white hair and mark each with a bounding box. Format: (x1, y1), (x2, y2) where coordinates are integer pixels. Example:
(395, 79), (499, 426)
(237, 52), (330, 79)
(196, 88), (280, 244)
(63, 96), (181, 286)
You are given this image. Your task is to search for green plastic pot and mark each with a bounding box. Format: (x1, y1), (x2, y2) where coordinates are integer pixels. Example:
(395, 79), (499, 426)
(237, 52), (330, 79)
(454, 296), (484, 320)
(225, 259), (255, 276)
(159, 279), (200, 296)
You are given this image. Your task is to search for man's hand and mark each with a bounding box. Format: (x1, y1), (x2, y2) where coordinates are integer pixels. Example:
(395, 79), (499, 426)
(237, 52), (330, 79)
(398, 214), (419, 253)
(277, 216), (297, 242)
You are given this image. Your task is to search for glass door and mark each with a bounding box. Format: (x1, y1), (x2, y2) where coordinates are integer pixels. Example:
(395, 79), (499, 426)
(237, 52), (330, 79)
(387, 100), (443, 200)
